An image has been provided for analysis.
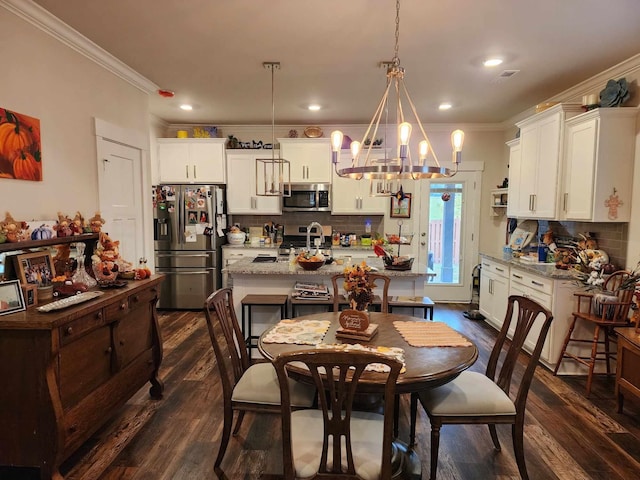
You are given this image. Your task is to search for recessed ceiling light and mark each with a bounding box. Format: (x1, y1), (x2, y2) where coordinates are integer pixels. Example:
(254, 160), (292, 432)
(308, 104), (321, 111)
(180, 104), (193, 111)
(483, 58), (503, 67)
(439, 103), (452, 111)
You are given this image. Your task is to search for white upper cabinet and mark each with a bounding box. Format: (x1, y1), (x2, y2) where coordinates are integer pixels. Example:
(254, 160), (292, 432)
(331, 149), (388, 215)
(158, 138), (226, 184)
(511, 104), (582, 219)
(226, 151), (281, 215)
(561, 108), (637, 222)
(278, 138), (332, 183)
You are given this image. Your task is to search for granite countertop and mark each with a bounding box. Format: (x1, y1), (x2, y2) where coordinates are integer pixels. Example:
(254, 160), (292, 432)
(222, 244), (378, 253)
(480, 252), (575, 280)
(223, 257), (426, 277)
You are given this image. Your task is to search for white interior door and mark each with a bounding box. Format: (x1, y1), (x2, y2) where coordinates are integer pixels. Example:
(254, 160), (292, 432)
(417, 172), (481, 302)
(96, 138), (143, 267)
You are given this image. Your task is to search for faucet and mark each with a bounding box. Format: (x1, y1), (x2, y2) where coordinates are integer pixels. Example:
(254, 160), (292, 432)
(306, 222), (325, 251)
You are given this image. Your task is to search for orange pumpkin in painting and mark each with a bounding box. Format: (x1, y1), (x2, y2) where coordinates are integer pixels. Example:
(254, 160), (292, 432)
(0, 122), (32, 158)
(10, 150), (41, 181)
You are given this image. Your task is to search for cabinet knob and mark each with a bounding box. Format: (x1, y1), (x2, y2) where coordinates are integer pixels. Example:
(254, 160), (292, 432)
(106, 346), (113, 354)
(120, 303), (127, 310)
(66, 326), (73, 335)
(96, 311), (103, 320)
(132, 295), (139, 303)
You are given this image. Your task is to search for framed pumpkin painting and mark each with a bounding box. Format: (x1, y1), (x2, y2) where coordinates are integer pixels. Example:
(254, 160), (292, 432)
(0, 108), (42, 181)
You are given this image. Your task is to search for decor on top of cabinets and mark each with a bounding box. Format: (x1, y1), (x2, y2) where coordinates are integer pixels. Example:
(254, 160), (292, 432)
(330, 0), (464, 197)
(599, 78), (631, 108)
(0, 108), (42, 181)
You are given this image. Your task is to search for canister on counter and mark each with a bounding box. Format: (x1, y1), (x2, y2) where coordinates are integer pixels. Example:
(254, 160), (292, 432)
(332, 232), (341, 246)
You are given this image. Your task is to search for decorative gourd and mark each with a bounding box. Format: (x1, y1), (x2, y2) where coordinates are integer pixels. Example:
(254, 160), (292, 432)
(10, 150), (41, 181)
(31, 224), (53, 240)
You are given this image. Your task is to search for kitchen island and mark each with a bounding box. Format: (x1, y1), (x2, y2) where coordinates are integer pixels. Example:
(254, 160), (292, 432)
(223, 257), (433, 353)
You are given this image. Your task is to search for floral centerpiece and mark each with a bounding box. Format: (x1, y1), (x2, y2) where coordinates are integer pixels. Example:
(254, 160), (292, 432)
(343, 261), (374, 311)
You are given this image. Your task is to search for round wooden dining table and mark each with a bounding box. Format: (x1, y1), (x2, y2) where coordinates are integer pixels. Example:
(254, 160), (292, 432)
(258, 311), (479, 479)
(258, 311), (478, 394)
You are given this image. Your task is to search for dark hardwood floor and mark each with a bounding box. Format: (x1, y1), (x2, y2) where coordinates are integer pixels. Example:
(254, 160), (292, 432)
(55, 304), (640, 480)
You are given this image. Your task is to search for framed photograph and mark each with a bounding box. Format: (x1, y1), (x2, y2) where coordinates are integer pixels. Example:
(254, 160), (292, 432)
(390, 193), (412, 218)
(15, 251), (56, 286)
(21, 283), (37, 308)
(0, 280), (26, 316)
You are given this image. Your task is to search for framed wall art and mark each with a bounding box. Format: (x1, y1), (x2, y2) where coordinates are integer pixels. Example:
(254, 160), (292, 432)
(0, 108), (42, 181)
(0, 279), (26, 316)
(15, 251), (56, 286)
(390, 193), (412, 218)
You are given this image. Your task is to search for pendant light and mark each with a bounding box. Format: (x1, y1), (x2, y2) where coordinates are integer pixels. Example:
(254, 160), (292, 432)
(256, 61), (291, 197)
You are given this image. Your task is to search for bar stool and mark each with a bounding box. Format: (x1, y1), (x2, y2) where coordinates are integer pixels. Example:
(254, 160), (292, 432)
(389, 296), (435, 320)
(241, 294), (288, 356)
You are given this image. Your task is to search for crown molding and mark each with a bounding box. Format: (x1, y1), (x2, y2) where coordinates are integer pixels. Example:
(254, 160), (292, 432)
(0, 0), (158, 94)
(503, 53), (640, 127)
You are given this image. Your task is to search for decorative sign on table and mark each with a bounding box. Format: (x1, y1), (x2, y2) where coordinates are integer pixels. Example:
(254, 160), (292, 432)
(337, 309), (378, 341)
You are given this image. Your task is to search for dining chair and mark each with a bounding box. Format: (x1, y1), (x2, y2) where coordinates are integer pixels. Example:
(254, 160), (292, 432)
(331, 272), (391, 313)
(273, 348), (402, 480)
(553, 270), (634, 396)
(203, 288), (316, 472)
(410, 295), (553, 480)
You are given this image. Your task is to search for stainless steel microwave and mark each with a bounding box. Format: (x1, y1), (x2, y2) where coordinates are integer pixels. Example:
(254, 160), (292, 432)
(282, 183), (331, 212)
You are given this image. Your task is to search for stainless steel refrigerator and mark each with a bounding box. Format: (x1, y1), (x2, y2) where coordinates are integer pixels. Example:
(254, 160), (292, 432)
(153, 184), (225, 309)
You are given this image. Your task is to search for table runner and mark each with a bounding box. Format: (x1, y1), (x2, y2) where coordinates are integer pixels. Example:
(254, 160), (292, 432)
(315, 343), (406, 373)
(393, 321), (472, 347)
(261, 319), (331, 345)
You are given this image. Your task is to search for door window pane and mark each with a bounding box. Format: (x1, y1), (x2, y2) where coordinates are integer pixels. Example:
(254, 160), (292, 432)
(428, 183), (463, 284)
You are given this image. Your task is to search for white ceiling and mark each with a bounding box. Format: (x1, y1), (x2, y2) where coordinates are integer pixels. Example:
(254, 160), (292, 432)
(30, 0), (640, 126)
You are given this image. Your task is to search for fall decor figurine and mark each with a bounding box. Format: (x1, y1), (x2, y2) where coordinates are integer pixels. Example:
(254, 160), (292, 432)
(70, 211), (85, 235)
(88, 212), (105, 233)
(54, 212), (73, 237)
(1, 211), (28, 242)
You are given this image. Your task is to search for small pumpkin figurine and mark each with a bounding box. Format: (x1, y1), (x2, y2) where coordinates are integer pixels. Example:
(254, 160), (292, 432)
(31, 223), (54, 241)
(54, 211), (73, 238)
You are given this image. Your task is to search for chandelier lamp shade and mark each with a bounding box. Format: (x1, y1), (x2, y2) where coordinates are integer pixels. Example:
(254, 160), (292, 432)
(331, 0), (464, 194)
(256, 61), (291, 197)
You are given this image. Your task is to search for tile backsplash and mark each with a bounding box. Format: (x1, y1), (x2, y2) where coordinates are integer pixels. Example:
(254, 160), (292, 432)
(539, 220), (629, 268)
(230, 213), (384, 237)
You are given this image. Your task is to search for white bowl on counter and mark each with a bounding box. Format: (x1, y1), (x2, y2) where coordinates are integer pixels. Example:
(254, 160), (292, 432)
(227, 231), (246, 245)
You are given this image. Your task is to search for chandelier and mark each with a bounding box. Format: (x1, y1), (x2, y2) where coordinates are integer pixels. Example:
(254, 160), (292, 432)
(256, 61), (291, 197)
(330, 0), (464, 195)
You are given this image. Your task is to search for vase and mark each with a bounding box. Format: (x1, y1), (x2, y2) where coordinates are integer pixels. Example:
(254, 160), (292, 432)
(593, 291), (618, 319)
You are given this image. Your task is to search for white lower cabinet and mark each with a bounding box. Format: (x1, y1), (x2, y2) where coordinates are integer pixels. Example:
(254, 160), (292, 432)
(479, 258), (510, 330)
(221, 247), (277, 287)
(508, 267), (575, 371)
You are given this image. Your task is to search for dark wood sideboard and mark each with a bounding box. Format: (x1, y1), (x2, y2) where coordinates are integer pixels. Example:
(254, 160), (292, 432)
(615, 327), (640, 414)
(0, 275), (164, 480)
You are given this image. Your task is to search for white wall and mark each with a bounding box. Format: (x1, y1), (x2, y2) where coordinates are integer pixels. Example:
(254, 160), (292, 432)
(0, 7), (150, 222)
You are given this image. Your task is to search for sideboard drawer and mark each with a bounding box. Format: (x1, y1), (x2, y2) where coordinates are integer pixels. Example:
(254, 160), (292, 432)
(59, 309), (105, 346)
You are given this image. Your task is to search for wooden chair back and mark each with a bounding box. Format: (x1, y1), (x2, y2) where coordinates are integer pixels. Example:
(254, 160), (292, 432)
(331, 272), (390, 312)
(574, 270), (635, 322)
(273, 349), (402, 479)
(204, 288), (250, 404)
(488, 295), (553, 412)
